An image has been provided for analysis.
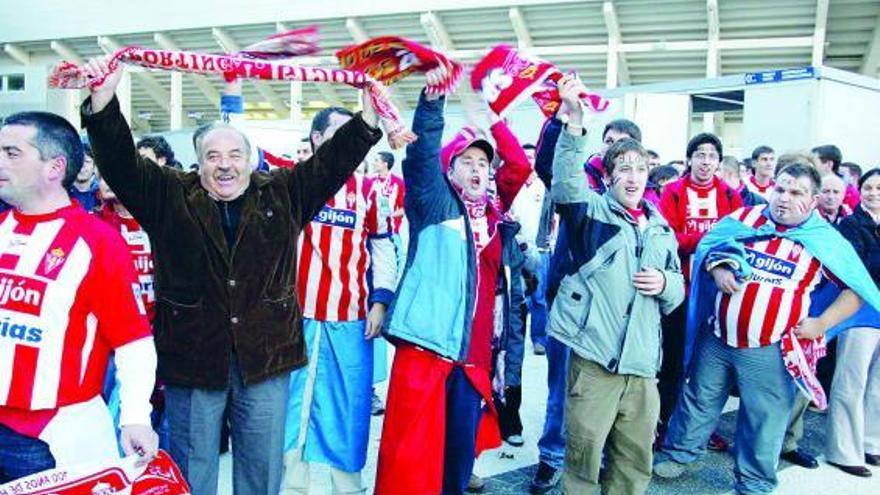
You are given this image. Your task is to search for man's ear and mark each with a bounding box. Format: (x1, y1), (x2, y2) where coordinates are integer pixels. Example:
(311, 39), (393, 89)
(48, 155), (68, 185)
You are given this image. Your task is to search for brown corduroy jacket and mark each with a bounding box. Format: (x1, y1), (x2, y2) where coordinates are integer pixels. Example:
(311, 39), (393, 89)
(83, 96), (382, 388)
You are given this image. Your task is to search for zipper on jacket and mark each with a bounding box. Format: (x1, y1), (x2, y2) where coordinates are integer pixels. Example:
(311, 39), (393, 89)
(614, 220), (643, 373)
(222, 202), (231, 228)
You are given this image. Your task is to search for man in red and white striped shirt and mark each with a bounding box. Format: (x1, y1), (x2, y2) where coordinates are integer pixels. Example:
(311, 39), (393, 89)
(283, 107), (398, 494)
(366, 151), (406, 238)
(0, 112), (157, 483)
(745, 145), (776, 201)
(712, 206), (841, 349)
(657, 133), (742, 441)
(655, 162), (864, 494)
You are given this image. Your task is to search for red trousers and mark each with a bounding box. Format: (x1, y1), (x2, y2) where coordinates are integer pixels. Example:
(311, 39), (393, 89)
(374, 345), (501, 495)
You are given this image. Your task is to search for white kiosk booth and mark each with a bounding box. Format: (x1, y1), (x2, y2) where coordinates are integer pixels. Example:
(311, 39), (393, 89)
(599, 66), (880, 166)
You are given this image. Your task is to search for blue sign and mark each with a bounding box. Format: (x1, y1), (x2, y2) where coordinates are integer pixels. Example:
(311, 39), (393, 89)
(745, 67), (815, 85)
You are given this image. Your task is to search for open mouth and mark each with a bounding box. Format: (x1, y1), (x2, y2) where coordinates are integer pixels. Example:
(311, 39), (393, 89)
(216, 174), (236, 186)
(469, 176), (481, 187)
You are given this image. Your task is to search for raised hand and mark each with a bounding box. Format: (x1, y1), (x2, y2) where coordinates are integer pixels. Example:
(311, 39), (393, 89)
(82, 55), (124, 114)
(557, 76), (586, 127)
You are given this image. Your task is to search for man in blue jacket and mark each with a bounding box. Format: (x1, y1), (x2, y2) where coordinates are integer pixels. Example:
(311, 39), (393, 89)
(373, 73), (531, 494)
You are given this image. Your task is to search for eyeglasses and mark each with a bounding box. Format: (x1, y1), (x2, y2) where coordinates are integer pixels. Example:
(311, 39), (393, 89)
(692, 152), (719, 161)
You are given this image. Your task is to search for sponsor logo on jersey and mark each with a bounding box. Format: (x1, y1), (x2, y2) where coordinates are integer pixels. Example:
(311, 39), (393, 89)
(0, 274), (47, 316)
(133, 253), (153, 273)
(745, 248), (796, 279)
(314, 206), (357, 229)
(0, 315), (43, 343)
(132, 282), (147, 316)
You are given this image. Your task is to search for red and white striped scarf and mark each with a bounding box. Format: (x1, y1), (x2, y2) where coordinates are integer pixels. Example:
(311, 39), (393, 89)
(49, 44), (416, 149)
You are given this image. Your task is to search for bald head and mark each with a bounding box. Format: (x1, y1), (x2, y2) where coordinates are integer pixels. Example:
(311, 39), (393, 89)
(818, 173), (846, 215)
(193, 123), (252, 162)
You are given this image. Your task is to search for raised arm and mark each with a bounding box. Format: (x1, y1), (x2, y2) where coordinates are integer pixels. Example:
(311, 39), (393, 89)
(550, 78), (598, 206)
(492, 119), (533, 213)
(534, 117), (564, 189)
(551, 126), (594, 205)
(401, 90), (449, 218)
(82, 59), (172, 231)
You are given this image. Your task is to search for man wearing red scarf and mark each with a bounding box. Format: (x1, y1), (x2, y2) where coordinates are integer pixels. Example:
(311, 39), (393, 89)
(374, 73), (530, 494)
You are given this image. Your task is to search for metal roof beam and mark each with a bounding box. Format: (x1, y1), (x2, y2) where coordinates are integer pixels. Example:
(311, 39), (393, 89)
(154, 32), (221, 107)
(50, 40), (83, 64)
(98, 36), (170, 112)
(861, 13), (880, 76)
(706, 0), (720, 78)
(508, 7), (533, 51)
(3, 43), (30, 65)
(812, 0), (829, 66)
(420, 11), (454, 51)
(603, 1), (630, 87)
(345, 18), (369, 43)
(212, 27), (288, 115)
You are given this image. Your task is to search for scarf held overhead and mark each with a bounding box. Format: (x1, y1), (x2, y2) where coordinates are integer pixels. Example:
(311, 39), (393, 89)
(336, 36), (463, 95)
(48, 46), (415, 149)
(470, 44), (611, 118)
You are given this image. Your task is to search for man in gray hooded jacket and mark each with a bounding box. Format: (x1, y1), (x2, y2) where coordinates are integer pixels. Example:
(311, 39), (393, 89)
(548, 77), (685, 495)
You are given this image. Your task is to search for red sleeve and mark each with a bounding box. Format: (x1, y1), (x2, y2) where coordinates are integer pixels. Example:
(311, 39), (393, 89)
(658, 181), (700, 256)
(491, 120), (533, 213)
(90, 227), (152, 349)
(729, 184), (745, 211)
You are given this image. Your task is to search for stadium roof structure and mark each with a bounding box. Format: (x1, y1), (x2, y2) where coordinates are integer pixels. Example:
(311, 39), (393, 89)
(2, 0), (878, 131)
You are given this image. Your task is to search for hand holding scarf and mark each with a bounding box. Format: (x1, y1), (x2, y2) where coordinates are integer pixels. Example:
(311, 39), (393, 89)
(50, 46), (416, 149)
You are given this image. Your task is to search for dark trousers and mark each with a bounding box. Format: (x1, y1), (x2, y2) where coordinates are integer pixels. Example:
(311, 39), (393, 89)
(496, 385), (524, 438)
(0, 423), (55, 483)
(658, 303), (687, 425)
(443, 366), (484, 495)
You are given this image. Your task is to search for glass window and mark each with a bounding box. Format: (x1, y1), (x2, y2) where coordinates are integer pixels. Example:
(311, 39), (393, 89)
(5, 74), (25, 92)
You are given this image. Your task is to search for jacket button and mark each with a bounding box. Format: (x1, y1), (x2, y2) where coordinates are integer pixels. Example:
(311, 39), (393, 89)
(230, 316), (240, 324)
(266, 209), (274, 218)
(228, 279), (237, 288)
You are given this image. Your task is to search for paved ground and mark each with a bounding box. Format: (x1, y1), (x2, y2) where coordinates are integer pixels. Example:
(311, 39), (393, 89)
(219, 339), (880, 494)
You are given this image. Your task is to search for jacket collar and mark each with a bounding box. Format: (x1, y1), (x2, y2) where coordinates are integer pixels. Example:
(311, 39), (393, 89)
(188, 171), (267, 263)
(602, 190), (667, 228)
(853, 204), (880, 230)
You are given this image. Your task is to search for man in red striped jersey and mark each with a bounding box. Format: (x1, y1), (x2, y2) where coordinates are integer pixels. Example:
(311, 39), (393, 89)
(745, 145), (777, 201)
(0, 112), (157, 482)
(655, 162), (864, 494)
(657, 133), (742, 446)
(281, 107), (398, 494)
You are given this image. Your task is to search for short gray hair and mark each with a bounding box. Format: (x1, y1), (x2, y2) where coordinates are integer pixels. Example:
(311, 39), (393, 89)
(192, 123), (252, 162)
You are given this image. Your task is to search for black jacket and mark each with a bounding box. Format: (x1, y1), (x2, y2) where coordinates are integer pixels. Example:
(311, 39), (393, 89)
(83, 96), (382, 388)
(838, 205), (880, 288)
